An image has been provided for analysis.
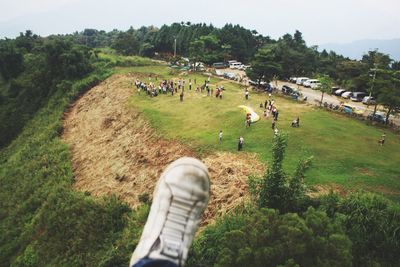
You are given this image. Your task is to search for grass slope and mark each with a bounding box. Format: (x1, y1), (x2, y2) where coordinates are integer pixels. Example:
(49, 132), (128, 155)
(128, 66), (400, 200)
(0, 58), (155, 266)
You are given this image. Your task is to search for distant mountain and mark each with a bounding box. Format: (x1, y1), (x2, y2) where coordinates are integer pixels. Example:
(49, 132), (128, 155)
(318, 39), (400, 61)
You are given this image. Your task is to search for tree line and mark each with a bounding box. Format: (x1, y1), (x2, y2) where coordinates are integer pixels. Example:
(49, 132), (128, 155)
(0, 30), (95, 148)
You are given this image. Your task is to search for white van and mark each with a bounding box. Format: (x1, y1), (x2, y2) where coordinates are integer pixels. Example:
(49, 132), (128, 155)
(230, 62), (242, 69)
(227, 60), (237, 66)
(296, 77), (309, 85)
(303, 79), (319, 88)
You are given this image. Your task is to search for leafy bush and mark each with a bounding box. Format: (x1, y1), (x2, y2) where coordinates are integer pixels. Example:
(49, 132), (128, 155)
(340, 192), (400, 266)
(188, 207), (352, 267)
(256, 133), (312, 213)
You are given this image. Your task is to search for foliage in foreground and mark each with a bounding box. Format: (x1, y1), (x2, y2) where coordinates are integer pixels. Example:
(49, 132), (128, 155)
(0, 51), (155, 265)
(320, 192), (400, 266)
(190, 133), (400, 267)
(188, 207), (352, 267)
(256, 133), (312, 213)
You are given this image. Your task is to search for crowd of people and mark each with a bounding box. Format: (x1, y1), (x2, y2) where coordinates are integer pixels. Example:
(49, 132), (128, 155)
(134, 75), (228, 100)
(132, 73), (387, 156)
(134, 74), (304, 152)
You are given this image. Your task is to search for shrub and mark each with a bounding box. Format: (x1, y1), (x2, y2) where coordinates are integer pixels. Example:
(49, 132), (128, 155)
(339, 192), (400, 266)
(188, 207), (352, 267)
(257, 133), (312, 213)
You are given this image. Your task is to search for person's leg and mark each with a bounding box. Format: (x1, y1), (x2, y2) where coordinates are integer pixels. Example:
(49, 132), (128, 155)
(130, 157), (210, 267)
(132, 258), (177, 267)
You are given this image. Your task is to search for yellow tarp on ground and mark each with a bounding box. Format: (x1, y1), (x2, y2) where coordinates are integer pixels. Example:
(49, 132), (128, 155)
(238, 105), (260, 122)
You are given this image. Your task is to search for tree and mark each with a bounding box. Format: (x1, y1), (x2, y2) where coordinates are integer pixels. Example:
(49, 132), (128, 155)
(246, 45), (282, 85)
(0, 40), (24, 80)
(189, 39), (205, 71)
(112, 31), (140, 55)
(198, 34), (222, 64)
(139, 42), (155, 57)
(361, 50), (392, 70)
(258, 134), (312, 213)
(392, 60), (400, 71)
(375, 70), (400, 124)
(317, 74), (333, 106)
(259, 133), (288, 210)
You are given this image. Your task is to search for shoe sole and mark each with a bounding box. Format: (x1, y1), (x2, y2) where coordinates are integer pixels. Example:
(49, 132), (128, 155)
(130, 157), (210, 266)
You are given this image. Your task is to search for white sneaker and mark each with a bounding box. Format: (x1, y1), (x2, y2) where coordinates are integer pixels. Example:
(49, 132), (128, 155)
(130, 157), (210, 267)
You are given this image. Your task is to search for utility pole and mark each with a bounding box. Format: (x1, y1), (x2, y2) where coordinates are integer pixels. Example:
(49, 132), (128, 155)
(174, 38), (177, 57)
(369, 66), (378, 115)
(369, 68), (377, 98)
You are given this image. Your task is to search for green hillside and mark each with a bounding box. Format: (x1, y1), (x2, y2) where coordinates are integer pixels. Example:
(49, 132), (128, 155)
(128, 66), (400, 199)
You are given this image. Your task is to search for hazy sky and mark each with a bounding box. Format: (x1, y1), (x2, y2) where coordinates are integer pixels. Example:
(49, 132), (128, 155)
(1, 0), (399, 45)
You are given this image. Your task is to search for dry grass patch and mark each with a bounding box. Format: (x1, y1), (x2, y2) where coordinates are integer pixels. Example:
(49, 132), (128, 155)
(62, 73), (266, 224)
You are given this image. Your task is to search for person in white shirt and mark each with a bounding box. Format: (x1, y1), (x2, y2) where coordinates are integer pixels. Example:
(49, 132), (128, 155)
(238, 136), (244, 151)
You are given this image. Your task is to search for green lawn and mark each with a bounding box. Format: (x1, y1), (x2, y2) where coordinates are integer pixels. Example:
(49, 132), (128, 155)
(126, 66), (400, 200)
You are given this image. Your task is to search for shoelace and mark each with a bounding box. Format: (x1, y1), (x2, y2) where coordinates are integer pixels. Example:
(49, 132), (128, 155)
(161, 196), (196, 259)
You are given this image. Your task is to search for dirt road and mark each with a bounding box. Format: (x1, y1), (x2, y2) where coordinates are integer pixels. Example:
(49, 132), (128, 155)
(217, 68), (398, 125)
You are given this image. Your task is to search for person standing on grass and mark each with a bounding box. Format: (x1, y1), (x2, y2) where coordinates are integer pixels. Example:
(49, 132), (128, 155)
(272, 120), (276, 130)
(219, 130), (223, 143)
(379, 132), (386, 145)
(238, 136), (244, 151)
(180, 91), (184, 102)
(189, 80), (192, 90)
(275, 110), (279, 121)
(245, 88), (249, 100)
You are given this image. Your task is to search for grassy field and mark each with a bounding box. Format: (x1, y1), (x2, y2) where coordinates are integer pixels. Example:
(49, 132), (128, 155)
(125, 66), (400, 200)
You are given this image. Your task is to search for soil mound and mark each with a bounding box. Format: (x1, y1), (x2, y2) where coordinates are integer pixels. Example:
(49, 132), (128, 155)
(62, 74), (265, 224)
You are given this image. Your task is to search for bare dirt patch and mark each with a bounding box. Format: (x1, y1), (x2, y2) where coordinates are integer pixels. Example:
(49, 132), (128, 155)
(354, 167), (375, 177)
(308, 183), (348, 198)
(62, 74), (265, 224)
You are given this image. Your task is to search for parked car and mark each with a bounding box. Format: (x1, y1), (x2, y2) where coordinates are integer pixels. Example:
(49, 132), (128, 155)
(334, 88), (346, 96)
(296, 77), (309, 85)
(310, 82), (321, 90)
(367, 111), (386, 123)
(281, 85), (294, 95)
(215, 69), (224, 76)
(362, 96), (377, 105)
(342, 105), (354, 115)
(212, 62), (227, 69)
(342, 104), (364, 115)
(303, 79), (320, 88)
(249, 79), (264, 86)
(224, 72), (236, 80)
(289, 77), (298, 83)
(331, 86), (340, 93)
(291, 89), (302, 99)
(229, 62), (242, 69)
(341, 91), (353, 99)
(350, 92), (367, 102)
